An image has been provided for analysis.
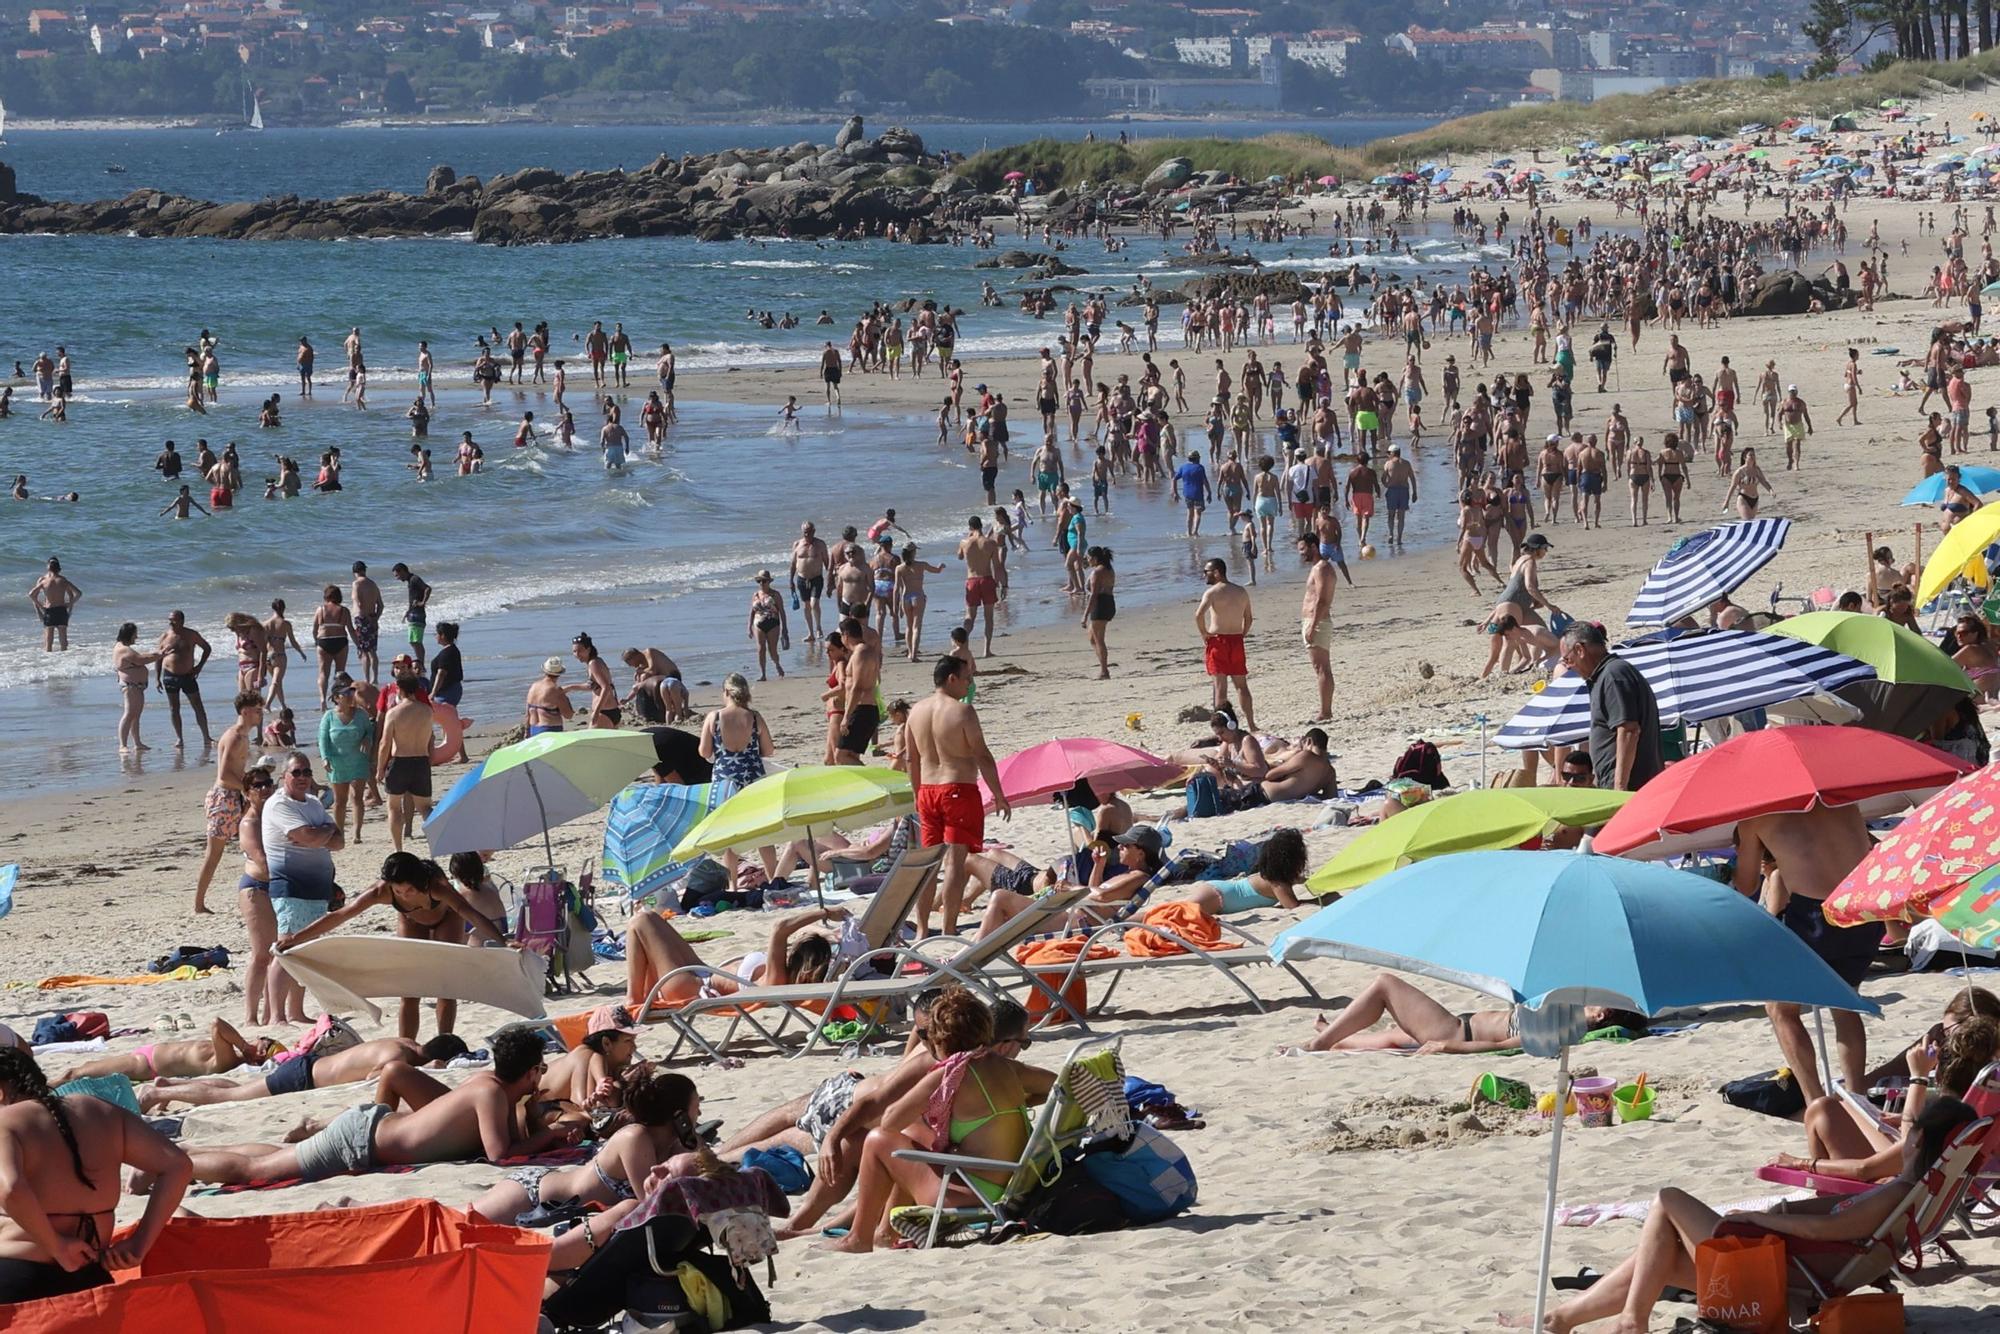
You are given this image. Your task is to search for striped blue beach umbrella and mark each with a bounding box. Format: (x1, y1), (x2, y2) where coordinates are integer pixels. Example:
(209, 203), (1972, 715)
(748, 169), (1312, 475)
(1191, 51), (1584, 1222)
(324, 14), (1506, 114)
(600, 782), (723, 902)
(1494, 629), (1876, 749)
(1627, 518), (1791, 626)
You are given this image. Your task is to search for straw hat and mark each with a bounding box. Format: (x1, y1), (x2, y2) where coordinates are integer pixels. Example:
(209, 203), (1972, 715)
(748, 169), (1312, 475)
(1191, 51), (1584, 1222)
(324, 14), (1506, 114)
(753, 569), (774, 584)
(542, 657), (566, 676)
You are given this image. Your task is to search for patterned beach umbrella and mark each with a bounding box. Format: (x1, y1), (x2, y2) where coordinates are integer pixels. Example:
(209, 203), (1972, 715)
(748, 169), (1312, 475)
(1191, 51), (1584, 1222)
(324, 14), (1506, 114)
(1825, 764), (2000, 928)
(1931, 867), (2000, 950)
(600, 782), (722, 902)
(1628, 518), (1791, 626)
(1494, 630), (1875, 749)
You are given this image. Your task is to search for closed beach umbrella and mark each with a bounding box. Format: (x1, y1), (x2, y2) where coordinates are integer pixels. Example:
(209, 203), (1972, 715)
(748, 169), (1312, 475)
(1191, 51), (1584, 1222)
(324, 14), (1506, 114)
(981, 736), (1178, 811)
(670, 764), (913, 907)
(1305, 788), (1631, 896)
(1591, 726), (1967, 860)
(1494, 629), (1876, 749)
(1628, 517), (1791, 625)
(1826, 764), (2000, 929)
(1764, 610), (1973, 736)
(425, 729), (660, 862)
(1917, 503), (2000, 602)
(1270, 850), (1877, 1333)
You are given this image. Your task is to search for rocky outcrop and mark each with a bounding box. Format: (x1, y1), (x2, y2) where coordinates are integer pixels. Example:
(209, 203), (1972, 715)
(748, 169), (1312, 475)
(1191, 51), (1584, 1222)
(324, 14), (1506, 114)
(1735, 269), (1859, 317)
(0, 124), (961, 245)
(1141, 156), (1195, 192)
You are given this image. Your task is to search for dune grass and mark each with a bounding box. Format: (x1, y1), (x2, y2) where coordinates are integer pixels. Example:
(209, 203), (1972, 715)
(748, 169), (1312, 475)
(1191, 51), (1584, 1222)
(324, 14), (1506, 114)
(960, 50), (2000, 189)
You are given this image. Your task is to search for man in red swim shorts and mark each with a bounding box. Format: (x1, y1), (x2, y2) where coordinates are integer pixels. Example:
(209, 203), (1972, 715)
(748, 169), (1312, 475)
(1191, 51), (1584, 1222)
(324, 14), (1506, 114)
(1194, 557), (1256, 729)
(905, 655), (1010, 937)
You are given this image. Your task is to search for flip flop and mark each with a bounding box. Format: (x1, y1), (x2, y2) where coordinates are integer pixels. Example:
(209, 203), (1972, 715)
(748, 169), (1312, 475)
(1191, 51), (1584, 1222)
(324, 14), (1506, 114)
(174, 1013), (196, 1032)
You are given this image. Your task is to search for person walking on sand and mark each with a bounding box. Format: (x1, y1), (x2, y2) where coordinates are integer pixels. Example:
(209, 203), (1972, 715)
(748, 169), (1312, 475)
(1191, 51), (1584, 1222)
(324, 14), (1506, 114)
(262, 598), (307, 713)
(29, 556), (80, 652)
(1724, 447), (1776, 519)
(748, 572), (788, 681)
(1081, 546), (1116, 679)
(958, 515), (1003, 656)
(1196, 557), (1256, 730)
(1299, 536), (1336, 722)
(906, 654), (1011, 937)
(896, 544), (947, 663)
(1777, 385), (1814, 470)
(1837, 346), (1862, 426)
(376, 670), (435, 854)
(194, 690), (262, 916)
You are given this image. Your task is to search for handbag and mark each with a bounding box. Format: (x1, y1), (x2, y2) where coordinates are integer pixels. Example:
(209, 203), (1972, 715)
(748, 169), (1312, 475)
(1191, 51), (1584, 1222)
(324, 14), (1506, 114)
(1694, 1233), (1789, 1334)
(1811, 1292), (1904, 1334)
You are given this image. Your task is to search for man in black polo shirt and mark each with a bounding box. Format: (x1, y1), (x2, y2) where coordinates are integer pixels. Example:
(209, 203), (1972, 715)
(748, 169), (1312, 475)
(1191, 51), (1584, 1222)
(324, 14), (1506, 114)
(1560, 622), (1663, 791)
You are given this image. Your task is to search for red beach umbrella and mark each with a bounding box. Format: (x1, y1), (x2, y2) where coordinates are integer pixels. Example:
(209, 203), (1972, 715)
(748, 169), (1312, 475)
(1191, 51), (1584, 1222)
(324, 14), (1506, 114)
(1826, 763), (2000, 928)
(979, 736), (1181, 811)
(1592, 726), (1969, 861)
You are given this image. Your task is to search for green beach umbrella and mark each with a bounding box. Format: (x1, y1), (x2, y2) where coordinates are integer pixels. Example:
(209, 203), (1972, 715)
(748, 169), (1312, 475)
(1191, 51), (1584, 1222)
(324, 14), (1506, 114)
(426, 729), (662, 863)
(1305, 788), (1632, 897)
(1765, 611), (1972, 736)
(1932, 866), (2000, 950)
(671, 765), (914, 906)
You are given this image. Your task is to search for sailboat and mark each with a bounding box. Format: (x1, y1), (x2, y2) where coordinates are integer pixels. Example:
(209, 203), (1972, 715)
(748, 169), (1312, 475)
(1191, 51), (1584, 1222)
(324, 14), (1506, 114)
(249, 93), (263, 132)
(0, 95), (9, 145)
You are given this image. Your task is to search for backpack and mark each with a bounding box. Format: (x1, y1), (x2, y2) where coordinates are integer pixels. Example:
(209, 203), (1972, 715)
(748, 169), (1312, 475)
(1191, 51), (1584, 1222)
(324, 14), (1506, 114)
(1390, 739), (1448, 790)
(1021, 1157), (1129, 1236)
(1080, 1124), (1198, 1223)
(702, 1207), (780, 1290)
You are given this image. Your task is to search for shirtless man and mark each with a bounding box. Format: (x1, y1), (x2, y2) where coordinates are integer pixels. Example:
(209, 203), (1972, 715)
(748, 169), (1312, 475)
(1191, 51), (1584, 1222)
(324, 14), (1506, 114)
(1195, 557), (1256, 729)
(177, 1026), (567, 1188)
(833, 546), (871, 626)
(905, 655), (1010, 937)
(819, 342), (843, 407)
(958, 515), (1003, 655)
(194, 690), (262, 915)
(584, 322), (610, 387)
(1777, 385), (1815, 470)
(1713, 355), (1740, 428)
(1253, 728), (1339, 801)
(1660, 333), (1691, 410)
(1733, 807), (1883, 1104)
(141, 1033), (469, 1112)
(375, 672), (435, 853)
(835, 616), (883, 764)
(351, 560), (385, 685)
(28, 556), (80, 652)
(1576, 436), (1607, 529)
(621, 647), (688, 723)
(156, 609), (215, 749)
(0, 1048), (192, 1304)
(1381, 446), (1417, 547)
(790, 522), (830, 643)
(1299, 536), (1336, 721)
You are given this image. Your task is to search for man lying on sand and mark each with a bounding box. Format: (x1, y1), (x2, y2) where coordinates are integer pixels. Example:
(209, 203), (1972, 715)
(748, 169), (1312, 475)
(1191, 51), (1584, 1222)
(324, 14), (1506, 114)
(1280, 973), (1645, 1055)
(138, 1032), (468, 1113)
(167, 1025), (567, 1188)
(58, 1017), (282, 1088)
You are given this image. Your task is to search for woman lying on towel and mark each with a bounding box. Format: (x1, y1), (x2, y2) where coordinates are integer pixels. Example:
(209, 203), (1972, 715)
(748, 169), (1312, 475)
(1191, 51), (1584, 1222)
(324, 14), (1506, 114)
(277, 851), (512, 1040)
(970, 826), (1167, 940)
(1524, 1096), (1979, 1332)
(1278, 972), (1646, 1055)
(1183, 828), (1310, 917)
(1770, 1014), (1998, 1185)
(625, 906), (840, 1012)
(471, 1070), (703, 1227)
(819, 989), (1056, 1254)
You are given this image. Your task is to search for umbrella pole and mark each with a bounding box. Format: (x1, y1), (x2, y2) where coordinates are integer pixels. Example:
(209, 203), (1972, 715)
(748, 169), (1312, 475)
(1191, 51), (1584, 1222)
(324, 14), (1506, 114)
(1532, 1043), (1573, 1334)
(1812, 1008), (1835, 1101)
(807, 826), (823, 911)
(1476, 713), (1489, 788)
(526, 766), (556, 870)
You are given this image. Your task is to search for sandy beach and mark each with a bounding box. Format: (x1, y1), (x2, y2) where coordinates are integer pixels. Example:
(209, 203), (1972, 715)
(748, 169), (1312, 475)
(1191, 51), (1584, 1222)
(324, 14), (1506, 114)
(9, 90), (2000, 1332)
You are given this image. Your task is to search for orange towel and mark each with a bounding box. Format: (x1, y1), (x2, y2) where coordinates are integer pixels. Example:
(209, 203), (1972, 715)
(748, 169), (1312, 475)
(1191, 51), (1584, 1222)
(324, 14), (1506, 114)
(1013, 937), (1118, 968)
(550, 1011), (593, 1051)
(1124, 902), (1242, 957)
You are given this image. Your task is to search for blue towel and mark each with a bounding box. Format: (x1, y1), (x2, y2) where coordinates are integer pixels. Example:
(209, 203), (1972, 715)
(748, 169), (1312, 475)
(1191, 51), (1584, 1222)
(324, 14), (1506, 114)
(55, 1074), (140, 1114)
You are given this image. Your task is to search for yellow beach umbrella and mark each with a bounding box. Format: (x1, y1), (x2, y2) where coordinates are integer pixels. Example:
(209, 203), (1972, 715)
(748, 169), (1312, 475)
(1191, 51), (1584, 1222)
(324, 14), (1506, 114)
(1917, 505), (2000, 603)
(1306, 788), (1632, 897)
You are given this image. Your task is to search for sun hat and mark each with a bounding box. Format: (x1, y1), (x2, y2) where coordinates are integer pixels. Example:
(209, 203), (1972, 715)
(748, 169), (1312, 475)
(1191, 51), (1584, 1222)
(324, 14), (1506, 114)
(542, 657), (566, 676)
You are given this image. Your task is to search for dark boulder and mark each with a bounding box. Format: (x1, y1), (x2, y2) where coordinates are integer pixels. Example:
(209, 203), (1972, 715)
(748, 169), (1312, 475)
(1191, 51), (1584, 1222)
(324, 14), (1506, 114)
(834, 115), (865, 150)
(425, 164), (456, 195)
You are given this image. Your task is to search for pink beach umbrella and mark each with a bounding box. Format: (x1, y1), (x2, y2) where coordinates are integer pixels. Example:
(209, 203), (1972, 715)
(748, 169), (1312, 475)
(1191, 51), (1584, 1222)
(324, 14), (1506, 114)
(1003, 171), (1026, 181)
(979, 737), (1180, 811)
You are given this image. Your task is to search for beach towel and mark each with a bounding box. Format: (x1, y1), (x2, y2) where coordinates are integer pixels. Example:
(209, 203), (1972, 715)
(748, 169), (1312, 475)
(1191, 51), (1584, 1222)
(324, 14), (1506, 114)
(187, 1145), (591, 1196)
(1556, 1191), (1805, 1228)
(275, 937), (547, 1025)
(1063, 1048), (1132, 1138)
(37, 966), (216, 989)
(52, 1074), (140, 1115)
(1124, 902), (1240, 958)
(1012, 937), (1118, 968)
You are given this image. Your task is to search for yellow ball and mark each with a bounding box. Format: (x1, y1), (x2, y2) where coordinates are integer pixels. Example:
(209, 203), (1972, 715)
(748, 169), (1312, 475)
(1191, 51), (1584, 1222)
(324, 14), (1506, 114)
(1359, 543), (1378, 560)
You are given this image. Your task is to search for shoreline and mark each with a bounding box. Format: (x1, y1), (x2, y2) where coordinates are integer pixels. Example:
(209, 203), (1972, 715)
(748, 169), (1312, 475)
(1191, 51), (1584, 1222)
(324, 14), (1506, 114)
(6, 111), (1433, 136)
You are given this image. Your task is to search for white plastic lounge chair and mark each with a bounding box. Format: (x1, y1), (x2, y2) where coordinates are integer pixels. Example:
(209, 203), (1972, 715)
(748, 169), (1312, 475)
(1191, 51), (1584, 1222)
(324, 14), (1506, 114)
(1023, 911), (1321, 1025)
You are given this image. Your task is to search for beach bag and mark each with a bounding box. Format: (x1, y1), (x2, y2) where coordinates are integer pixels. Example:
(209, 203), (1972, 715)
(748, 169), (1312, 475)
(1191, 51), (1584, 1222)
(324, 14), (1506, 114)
(702, 1206), (779, 1290)
(1080, 1124), (1197, 1223)
(1720, 1068), (1807, 1120)
(1022, 1160), (1127, 1236)
(737, 1147), (812, 1196)
(1390, 739), (1448, 789)
(1811, 1292), (1904, 1333)
(1184, 771), (1222, 819)
(1695, 1233), (1788, 1334)
(622, 1226), (769, 1334)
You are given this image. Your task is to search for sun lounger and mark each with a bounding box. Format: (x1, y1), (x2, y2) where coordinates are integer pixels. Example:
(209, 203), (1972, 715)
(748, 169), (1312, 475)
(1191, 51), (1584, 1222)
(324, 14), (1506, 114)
(1017, 849), (1200, 947)
(636, 886), (1091, 1063)
(888, 1033), (1122, 1248)
(1022, 909), (1321, 1025)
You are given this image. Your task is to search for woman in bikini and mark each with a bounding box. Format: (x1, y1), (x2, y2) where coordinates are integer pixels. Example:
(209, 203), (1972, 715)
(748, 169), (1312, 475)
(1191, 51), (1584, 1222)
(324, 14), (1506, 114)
(972, 826), (1166, 939)
(1625, 435), (1653, 527)
(0, 1048), (192, 1305)
(113, 621), (159, 753)
(894, 544), (946, 663)
(310, 584), (355, 708)
(224, 612), (267, 698)
(1536, 436), (1567, 526)
(470, 1068), (700, 1226)
(623, 905), (841, 1014)
(261, 598), (307, 713)
(1281, 972), (1643, 1055)
(1953, 616), (2000, 698)
(538, 1004), (646, 1110)
(1502, 472), (1534, 560)
(1456, 490), (1502, 595)
(823, 990), (1056, 1253)
(1656, 433), (1689, 524)
(275, 850), (510, 1040)
(1081, 545), (1116, 680)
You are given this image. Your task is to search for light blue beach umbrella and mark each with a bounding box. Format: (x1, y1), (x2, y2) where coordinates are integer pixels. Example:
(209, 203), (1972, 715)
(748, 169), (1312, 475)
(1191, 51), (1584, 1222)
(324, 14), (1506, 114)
(1269, 849), (1878, 1332)
(600, 781), (722, 902)
(1430, 167), (1452, 184)
(1902, 467), (2000, 505)
(425, 729), (660, 862)
(0, 863), (15, 919)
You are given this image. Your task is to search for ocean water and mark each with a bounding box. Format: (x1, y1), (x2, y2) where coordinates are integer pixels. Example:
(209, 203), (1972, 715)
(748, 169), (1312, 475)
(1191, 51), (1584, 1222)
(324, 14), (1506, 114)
(0, 123), (1517, 795)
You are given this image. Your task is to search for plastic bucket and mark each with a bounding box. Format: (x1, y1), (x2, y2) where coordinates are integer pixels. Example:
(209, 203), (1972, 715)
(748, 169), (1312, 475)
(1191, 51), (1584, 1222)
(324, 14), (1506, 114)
(1613, 1083), (1656, 1123)
(1572, 1075), (1617, 1128)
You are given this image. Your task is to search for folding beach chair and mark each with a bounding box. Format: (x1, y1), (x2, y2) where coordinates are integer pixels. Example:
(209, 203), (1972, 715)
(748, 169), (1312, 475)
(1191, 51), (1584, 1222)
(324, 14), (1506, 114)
(1015, 849), (1201, 949)
(637, 886), (1091, 1064)
(889, 1034), (1123, 1249)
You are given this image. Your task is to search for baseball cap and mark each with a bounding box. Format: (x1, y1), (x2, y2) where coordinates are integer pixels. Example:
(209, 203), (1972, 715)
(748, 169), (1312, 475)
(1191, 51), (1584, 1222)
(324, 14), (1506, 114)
(1112, 826), (1166, 857)
(586, 1004), (637, 1038)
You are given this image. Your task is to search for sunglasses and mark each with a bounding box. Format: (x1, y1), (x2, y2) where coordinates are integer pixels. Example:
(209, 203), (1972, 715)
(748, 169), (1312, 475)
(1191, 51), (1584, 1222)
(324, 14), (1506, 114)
(287, 767), (312, 777)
